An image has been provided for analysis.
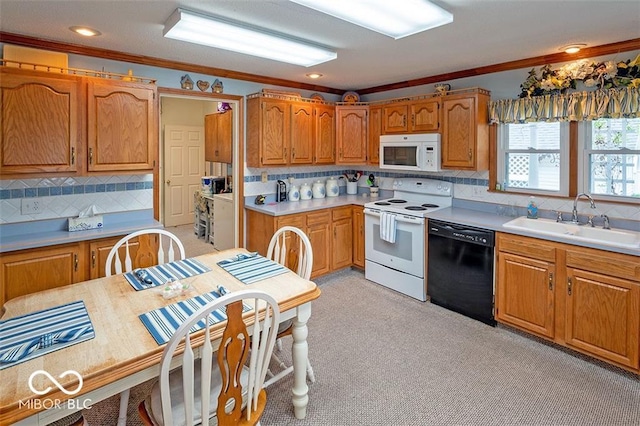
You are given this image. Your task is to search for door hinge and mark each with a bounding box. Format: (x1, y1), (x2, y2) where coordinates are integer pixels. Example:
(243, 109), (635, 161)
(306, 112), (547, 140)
(549, 272), (553, 290)
(567, 277), (572, 295)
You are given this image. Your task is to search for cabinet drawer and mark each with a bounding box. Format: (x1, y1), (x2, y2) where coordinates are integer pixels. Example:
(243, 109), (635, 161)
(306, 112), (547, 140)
(566, 248), (640, 282)
(497, 233), (556, 262)
(332, 206), (352, 221)
(307, 210), (331, 225)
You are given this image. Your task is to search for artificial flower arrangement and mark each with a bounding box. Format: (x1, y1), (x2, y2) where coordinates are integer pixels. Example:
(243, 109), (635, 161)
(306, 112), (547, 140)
(519, 54), (640, 98)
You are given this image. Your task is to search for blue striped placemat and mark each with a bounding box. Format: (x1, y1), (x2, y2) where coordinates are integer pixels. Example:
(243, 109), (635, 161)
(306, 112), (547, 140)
(124, 258), (212, 291)
(0, 301), (95, 370)
(217, 253), (288, 285)
(139, 287), (252, 345)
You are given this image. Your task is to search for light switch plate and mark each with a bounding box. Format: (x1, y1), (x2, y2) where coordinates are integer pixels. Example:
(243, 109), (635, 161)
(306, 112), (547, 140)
(261, 171), (268, 183)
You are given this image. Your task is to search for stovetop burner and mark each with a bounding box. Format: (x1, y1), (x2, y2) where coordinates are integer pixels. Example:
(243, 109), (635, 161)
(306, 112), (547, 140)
(421, 203), (440, 208)
(405, 206), (427, 211)
(387, 199), (407, 204)
(374, 202), (391, 206)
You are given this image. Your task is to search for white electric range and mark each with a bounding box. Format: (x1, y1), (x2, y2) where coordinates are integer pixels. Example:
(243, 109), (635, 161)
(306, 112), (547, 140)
(363, 178), (453, 301)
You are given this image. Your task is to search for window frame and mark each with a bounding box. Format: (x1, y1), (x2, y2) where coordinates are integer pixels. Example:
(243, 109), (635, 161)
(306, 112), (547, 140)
(578, 119), (640, 202)
(497, 121), (570, 197)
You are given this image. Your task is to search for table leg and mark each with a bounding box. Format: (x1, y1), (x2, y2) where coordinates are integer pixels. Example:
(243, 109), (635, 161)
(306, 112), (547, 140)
(291, 302), (311, 419)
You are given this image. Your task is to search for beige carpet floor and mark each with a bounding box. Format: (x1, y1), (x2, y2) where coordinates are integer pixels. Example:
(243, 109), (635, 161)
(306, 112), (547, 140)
(78, 267), (640, 425)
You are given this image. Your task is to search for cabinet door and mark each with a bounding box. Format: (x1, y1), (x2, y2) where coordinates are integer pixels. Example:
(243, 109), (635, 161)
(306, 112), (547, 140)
(441, 96), (476, 169)
(290, 103), (313, 164)
(331, 207), (353, 270)
(0, 69), (82, 174)
(87, 80), (155, 171)
(496, 252), (555, 338)
(314, 105), (335, 164)
(0, 243), (86, 306)
(205, 110), (232, 163)
(368, 105), (382, 165)
(336, 106), (368, 164)
(410, 99), (439, 132)
(352, 207), (365, 267)
(88, 236), (141, 279)
(260, 99), (290, 166)
(565, 268), (639, 369)
(382, 104), (408, 133)
(305, 211), (331, 278)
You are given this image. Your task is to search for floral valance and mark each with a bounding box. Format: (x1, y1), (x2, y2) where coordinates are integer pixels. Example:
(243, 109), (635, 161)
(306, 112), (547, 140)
(489, 55), (640, 124)
(489, 86), (640, 124)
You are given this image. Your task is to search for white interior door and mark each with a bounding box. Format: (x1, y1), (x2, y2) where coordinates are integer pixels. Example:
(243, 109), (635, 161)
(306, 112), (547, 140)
(163, 125), (204, 227)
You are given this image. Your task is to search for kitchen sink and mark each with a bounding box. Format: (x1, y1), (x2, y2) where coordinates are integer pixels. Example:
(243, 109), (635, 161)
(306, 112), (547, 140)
(503, 216), (640, 249)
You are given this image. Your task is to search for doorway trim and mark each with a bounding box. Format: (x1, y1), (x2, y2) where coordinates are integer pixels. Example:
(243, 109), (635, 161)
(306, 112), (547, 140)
(157, 87), (245, 248)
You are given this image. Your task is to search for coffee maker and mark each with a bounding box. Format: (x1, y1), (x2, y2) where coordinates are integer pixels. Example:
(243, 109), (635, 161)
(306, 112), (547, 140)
(276, 180), (287, 202)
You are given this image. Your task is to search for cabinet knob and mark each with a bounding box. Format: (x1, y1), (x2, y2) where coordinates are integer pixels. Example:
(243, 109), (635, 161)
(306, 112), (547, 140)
(166, 179), (171, 185)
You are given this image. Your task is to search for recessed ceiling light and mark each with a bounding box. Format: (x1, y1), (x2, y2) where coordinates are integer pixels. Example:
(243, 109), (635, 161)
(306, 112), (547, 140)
(306, 73), (323, 79)
(69, 26), (101, 37)
(290, 0), (453, 39)
(560, 44), (586, 54)
(163, 8), (337, 67)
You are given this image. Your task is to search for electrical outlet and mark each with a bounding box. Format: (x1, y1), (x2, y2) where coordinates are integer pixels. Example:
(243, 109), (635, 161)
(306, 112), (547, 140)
(21, 198), (43, 214)
(261, 171), (268, 183)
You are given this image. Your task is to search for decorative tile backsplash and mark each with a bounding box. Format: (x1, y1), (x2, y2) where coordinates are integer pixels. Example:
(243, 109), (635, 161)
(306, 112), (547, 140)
(0, 175), (153, 224)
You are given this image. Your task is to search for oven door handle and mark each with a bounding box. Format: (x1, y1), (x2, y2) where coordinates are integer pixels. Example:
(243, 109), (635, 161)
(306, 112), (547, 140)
(364, 208), (424, 224)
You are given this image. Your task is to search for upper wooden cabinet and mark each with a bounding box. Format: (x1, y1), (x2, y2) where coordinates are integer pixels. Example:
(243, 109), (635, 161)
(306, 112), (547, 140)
(205, 110), (233, 164)
(336, 105), (368, 164)
(368, 105), (382, 166)
(247, 96), (335, 167)
(0, 67), (157, 177)
(382, 99), (439, 134)
(290, 102), (314, 164)
(441, 90), (490, 170)
(1, 68), (83, 174)
(314, 104), (336, 164)
(87, 79), (156, 172)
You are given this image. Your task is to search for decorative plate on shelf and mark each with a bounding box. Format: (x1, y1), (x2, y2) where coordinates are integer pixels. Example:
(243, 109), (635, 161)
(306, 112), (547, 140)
(342, 91), (360, 104)
(310, 93), (325, 101)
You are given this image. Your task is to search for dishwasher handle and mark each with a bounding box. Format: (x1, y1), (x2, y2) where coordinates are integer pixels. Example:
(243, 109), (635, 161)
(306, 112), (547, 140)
(428, 219), (494, 247)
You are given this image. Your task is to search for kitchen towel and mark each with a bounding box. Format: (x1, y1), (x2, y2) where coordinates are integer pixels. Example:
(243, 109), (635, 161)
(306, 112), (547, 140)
(0, 301), (95, 369)
(139, 286), (252, 345)
(217, 253), (288, 285)
(380, 212), (397, 243)
(124, 258), (211, 291)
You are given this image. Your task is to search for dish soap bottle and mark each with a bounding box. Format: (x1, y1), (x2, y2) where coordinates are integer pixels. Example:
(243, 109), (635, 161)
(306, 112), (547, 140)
(527, 196), (538, 219)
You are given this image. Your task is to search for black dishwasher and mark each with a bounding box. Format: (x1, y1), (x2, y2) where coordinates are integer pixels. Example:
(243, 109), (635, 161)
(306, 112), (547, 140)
(427, 219), (496, 326)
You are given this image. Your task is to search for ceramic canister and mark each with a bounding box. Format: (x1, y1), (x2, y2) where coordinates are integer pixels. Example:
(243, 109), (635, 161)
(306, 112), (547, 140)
(300, 183), (312, 200)
(325, 177), (339, 197)
(288, 185), (300, 201)
(312, 180), (326, 199)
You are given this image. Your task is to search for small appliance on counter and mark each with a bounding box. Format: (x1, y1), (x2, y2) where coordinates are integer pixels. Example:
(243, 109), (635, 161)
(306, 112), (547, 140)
(312, 180), (326, 199)
(325, 177), (339, 197)
(300, 183), (312, 200)
(276, 180), (287, 202)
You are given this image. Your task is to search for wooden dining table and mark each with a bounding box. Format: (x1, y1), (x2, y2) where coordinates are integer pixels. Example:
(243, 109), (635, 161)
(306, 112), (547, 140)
(0, 248), (321, 425)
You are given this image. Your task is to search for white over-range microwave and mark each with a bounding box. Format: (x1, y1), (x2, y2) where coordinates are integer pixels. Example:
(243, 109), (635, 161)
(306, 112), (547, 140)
(379, 133), (441, 172)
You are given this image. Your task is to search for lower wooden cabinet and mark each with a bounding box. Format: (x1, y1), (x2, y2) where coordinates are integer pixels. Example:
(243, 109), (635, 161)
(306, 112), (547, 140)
(496, 232), (640, 372)
(352, 206), (365, 267)
(246, 205), (355, 279)
(1, 243), (86, 306)
(1, 234), (157, 306)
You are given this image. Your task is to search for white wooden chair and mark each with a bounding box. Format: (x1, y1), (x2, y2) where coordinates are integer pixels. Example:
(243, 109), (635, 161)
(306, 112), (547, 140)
(138, 289), (280, 426)
(105, 228), (186, 426)
(263, 226), (316, 387)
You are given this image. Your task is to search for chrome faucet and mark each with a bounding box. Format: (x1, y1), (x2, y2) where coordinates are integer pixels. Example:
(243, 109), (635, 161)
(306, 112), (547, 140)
(601, 214), (611, 230)
(571, 193), (596, 224)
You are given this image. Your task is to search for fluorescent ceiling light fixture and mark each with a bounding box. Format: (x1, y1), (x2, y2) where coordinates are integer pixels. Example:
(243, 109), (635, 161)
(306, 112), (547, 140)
(163, 8), (337, 67)
(290, 0), (453, 39)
